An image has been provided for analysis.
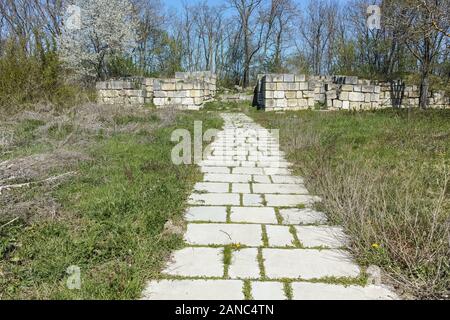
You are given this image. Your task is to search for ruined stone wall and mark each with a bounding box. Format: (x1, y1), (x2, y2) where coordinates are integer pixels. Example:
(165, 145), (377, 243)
(96, 79), (148, 105)
(96, 71), (216, 109)
(153, 71), (216, 110)
(256, 74), (449, 111)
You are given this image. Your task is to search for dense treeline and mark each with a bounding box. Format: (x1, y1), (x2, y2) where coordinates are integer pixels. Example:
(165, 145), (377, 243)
(0, 0), (449, 108)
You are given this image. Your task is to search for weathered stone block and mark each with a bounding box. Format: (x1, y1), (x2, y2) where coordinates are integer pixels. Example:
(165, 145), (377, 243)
(349, 92), (365, 102)
(333, 100), (343, 108)
(275, 99), (287, 108)
(276, 83), (288, 90)
(295, 74), (306, 82)
(153, 97), (166, 105)
(285, 91), (296, 99)
(341, 85), (353, 91)
(154, 91), (167, 98)
(299, 82), (309, 91)
(161, 83), (175, 91)
(287, 99), (297, 107)
(283, 74), (295, 82)
(362, 85), (375, 93)
(96, 82), (108, 90)
(274, 91), (285, 99)
(273, 74), (284, 82)
(345, 76), (358, 85)
(288, 82), (299, 90)
(181, 98), (194, 105)
(266, 83), (276, 90)
(342, 101), (350, 109)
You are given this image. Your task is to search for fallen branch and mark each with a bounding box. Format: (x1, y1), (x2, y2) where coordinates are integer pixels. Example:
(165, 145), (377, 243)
(0, 217), (19, 230)
(0, 172), (76, 194)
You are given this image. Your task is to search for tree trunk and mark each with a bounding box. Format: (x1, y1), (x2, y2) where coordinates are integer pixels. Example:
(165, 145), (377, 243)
(419, 72), (429, 109)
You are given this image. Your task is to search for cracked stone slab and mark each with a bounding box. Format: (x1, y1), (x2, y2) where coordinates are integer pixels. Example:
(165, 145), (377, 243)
(263, 249), (360, 280)
(230, 207), (277, 224)
(280, 208), (328, 225)
(266, 225), (295, 247)
(162, 247), (224, 277)
(200, 166), (231, 174)
(204, 173), (252, 183)
(252, 183), (309, 195)
(253, 175), (272, 183)
(142, 280), (244, 300)
(263, 168), (291, 175)
(291, 282), (399, 300)
(188, 193), (240, 206)
(185, 223), (263, 246)
(265, 194), (316, 207)
(242, 194), (265, 206)
(185, 206), (228, 222)
(232, 183), (251, 194)
(232, 167), (264, 175)
(252, 282), (287, 300)
(295, 226), (348, 248)
(194, 182), (229, 193)
(271, 175), (304, 184)
(228, 248), (260, 279)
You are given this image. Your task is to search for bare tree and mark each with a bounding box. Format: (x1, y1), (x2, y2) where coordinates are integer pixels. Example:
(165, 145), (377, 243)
(228, 0), (268, 87)
(386, 0), (448, 108)
(296, 0), (338, 75)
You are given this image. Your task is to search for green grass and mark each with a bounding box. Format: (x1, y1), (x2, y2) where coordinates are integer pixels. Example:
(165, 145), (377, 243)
(243, 280), (253, 300)
(0, 109), (223, 299)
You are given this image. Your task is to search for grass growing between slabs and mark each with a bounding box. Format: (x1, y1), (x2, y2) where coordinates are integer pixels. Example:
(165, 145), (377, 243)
(0, 105), (223, 299)
(247, 106), (450, 299)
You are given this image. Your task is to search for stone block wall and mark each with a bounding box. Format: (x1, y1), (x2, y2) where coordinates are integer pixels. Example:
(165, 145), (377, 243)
(256, 74), (449, 111)
(258, 74), (315, 110)
(96, 79), (147, 105)
(96, 71), (216, 109)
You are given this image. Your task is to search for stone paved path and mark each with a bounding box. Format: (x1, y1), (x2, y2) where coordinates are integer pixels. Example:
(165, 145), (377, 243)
(142, 113), (398, 300)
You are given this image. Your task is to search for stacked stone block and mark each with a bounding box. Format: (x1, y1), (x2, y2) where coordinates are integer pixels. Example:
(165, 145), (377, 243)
(153, 78), (209, 110)
(96, 71), (217, 109)
(96, 79), (146, 105)
(330, 77), (381, 110)
(259, 74), (314, 111)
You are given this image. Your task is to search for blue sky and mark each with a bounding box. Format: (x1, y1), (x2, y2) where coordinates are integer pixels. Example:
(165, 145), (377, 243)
(164, 0), (352, 12)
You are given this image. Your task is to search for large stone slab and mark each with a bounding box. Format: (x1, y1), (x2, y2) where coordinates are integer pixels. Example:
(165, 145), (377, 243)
(142, 280), (244, 300)
(265, 194), (316, 207)
(271, 175), (304, 184)
(185, 206), (228, 222)
(188, 193), (240, 206)
(280, 208), (328, 225)
(194, 182), (229, 193)
(230, 207), (277, 224)
(295, 226), (348, 248)
(185, 223), (263, 246)
(233, 167), (264, 175)
(200, 166), (231, 174)
(291, 282), (398, 300)
(232, 183), (251, 194)
(252, 282), (287, 300)
(263, 249), (360, 280)
(163, 247), (224, 277)
(253, 175), (272, 183)
(228, 248), (260, 279)
(242, 194), (265, 206)
(204, 173), (252, 183)
(266, 225), (295, 247)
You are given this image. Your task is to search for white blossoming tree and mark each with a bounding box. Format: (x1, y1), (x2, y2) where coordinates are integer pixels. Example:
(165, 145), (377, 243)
(59, 0), (137, 81)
